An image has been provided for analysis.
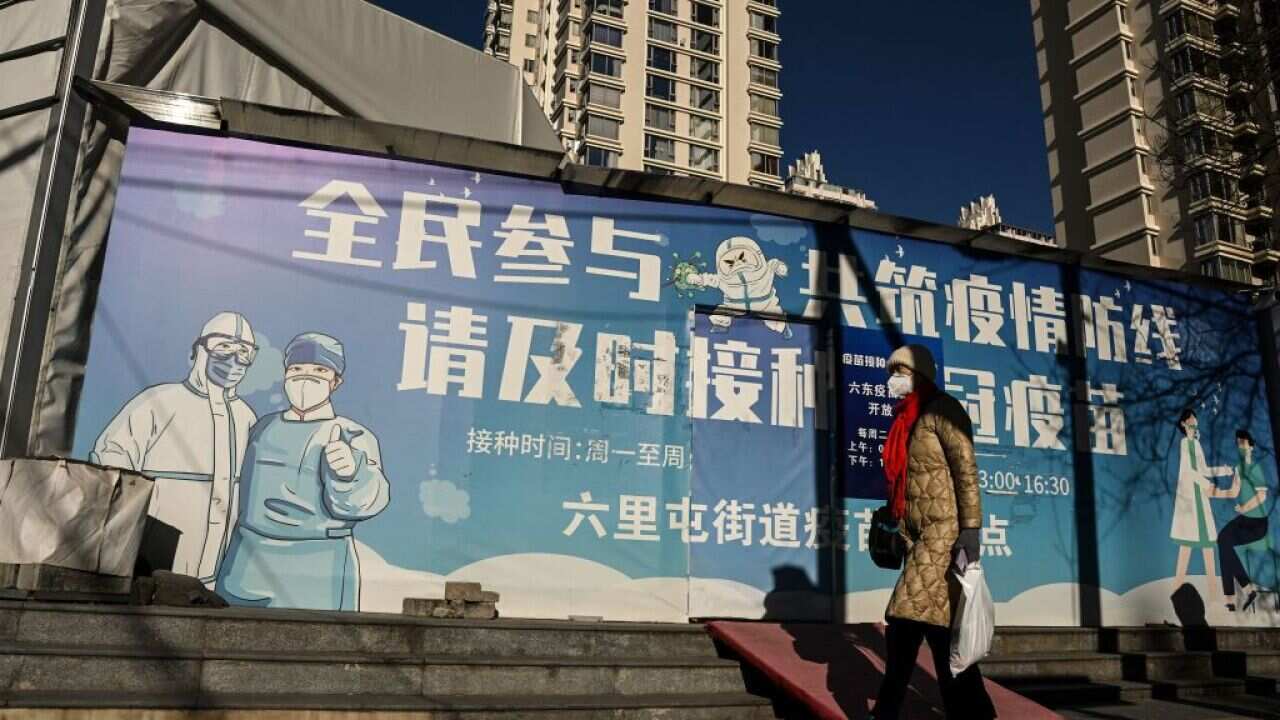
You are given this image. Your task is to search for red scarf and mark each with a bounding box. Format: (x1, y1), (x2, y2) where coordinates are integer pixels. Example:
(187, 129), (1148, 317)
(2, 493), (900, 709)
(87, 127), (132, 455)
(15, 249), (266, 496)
(881, 379), (936, 521)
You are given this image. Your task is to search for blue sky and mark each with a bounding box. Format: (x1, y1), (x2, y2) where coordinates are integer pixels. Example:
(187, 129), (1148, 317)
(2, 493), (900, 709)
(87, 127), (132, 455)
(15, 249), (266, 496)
(370, 1), (1054, 234)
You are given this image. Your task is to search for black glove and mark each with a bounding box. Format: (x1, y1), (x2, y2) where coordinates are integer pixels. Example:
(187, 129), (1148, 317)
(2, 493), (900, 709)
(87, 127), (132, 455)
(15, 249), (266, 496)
(953, 527), (980, 568)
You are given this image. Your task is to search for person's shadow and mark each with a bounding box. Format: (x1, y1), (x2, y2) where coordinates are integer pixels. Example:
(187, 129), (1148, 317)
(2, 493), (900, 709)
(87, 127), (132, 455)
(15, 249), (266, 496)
(760, 566), (942, 719)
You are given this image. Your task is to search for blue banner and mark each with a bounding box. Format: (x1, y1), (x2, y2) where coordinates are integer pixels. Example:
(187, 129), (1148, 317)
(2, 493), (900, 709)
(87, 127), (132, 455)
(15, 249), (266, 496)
(71, 128), (1279, 626)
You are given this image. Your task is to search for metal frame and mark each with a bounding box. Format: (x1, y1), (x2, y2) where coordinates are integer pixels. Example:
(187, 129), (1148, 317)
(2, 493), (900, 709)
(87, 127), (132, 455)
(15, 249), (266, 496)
(0, 0), (107, 457)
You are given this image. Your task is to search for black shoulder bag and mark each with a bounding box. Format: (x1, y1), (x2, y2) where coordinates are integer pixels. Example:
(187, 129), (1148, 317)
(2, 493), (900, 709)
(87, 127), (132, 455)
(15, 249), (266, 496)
(868, 505), (907, 570)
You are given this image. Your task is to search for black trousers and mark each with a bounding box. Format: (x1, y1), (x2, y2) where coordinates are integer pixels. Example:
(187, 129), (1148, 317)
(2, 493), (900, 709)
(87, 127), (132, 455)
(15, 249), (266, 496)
(1219, 515), (1268, 596)
(872, 618), (996, 720)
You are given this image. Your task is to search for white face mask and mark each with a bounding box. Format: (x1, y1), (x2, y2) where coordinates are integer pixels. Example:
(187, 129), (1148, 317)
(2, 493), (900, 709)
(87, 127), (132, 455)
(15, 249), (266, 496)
(284, 375), (331, 412)
(887, 374), (914, 399)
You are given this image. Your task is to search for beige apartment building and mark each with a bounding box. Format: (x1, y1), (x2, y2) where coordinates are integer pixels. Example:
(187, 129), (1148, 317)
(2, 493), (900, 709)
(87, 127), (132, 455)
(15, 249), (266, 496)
(483, 0), (785, 189)
(1033, 0), (1278, 283)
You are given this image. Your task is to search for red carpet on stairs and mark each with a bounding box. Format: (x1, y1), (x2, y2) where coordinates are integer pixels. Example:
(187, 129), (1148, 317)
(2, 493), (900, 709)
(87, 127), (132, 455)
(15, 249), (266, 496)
(707, 621), (1062, 720)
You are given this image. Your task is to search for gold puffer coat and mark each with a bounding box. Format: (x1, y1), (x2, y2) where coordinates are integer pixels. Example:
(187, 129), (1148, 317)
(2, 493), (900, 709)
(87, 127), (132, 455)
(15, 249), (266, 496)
(885, 392), (983, 628)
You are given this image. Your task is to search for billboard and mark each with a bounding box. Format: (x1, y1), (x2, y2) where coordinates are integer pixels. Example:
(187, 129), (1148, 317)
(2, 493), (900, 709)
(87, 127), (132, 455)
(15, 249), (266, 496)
(71, 127), (1280, 625)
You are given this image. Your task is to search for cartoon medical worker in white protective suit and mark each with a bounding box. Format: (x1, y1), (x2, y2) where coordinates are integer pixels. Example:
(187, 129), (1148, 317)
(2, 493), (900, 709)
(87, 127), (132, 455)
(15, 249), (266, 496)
(685, 236), (791, 337)
(1170, 408), (1235, 602)
(216, 332), (389, 611)
(91, 312), (258, 586)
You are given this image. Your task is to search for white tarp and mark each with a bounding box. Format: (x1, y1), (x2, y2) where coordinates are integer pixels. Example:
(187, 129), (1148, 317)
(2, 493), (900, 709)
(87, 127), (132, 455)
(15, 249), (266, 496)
(0, 457), (152, 576)
(0, 0), (562, 455)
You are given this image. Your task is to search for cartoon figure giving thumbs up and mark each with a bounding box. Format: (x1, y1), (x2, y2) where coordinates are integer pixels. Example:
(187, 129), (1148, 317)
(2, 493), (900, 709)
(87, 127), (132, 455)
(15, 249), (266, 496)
(216, 332), (390, 611)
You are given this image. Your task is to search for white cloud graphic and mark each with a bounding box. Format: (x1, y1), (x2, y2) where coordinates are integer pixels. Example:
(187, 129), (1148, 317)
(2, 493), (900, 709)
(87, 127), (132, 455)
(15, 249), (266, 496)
(237, 330), (284, 397)
(419, 477), (471, 523)
(750, 213), (810, 247)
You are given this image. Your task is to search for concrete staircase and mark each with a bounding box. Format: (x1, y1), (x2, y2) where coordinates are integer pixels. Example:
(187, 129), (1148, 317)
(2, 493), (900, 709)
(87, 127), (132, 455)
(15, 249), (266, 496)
(0, 601), (778, 718)
(986, 625), (1280, 711)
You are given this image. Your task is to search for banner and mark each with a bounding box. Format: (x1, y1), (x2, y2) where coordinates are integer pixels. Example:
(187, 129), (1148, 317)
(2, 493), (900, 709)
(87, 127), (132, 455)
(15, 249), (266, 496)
(71, 127), (1280, 626)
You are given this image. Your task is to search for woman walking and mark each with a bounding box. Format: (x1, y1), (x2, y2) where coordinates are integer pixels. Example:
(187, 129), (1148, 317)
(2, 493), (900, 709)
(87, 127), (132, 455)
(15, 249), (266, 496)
(870, 344), (996, 720)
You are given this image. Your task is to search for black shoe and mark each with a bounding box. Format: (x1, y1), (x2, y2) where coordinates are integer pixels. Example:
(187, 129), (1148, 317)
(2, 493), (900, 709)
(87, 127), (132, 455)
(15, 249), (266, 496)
(1243, 590), (1258, 612)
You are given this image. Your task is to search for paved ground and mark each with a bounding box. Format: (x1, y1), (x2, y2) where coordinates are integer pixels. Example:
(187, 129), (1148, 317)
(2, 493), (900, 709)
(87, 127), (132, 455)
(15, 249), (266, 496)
(1060, 696), (1280, 720)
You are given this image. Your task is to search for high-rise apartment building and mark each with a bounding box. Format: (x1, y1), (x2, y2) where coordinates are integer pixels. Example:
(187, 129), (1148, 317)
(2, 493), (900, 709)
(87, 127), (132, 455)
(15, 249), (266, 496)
(483, 0), (785, 189)
(1033, 0), (1278, 283)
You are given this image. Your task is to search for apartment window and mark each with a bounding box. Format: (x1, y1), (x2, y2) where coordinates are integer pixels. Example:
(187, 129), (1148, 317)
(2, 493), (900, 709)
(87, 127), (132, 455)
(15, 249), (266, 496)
(1137, 153), (1147, 178)
(590, 23), (623, 47)
(1117, 5), (1127, 26)
(593, 0), (623, 18)
(588, 83), (623, 108)
(499, 9), (513, 27)
(645, 134), (676, 162)
(1133, 117), (1146, 144)
(690, 145), (720, 172)
(1174, 90), (1196, 118)
(692, 57), (720, 83)
(749, 11), (777, 33)
(570, 49), (580, 64)
(750, 64), (779, 87)
(751, 152), (780, 176)
(586, 114), (621, 140)
(750, 122), (780, 147)
(589, 52), (623, 77)
(1128, 77), (1138, 99)
(497, 35), (511, 53)
(691, 86), (719, 111)
(644, 165), (679, 175)
(648, 45), (677, 71)
(1201, 256), (1251, 283)
(526, 33), (538, 47)
(1189, 170), (1232, 201)
(649, 0), (676, 15)
(649, 17), (677, 43)
(751, 38), (779, 61)
(523, 59), (536, 73)
(568, 78), (579, 93)
(645, 103), (676, 131)
(1194, 213), (1240, 246)
(583, 145), (619, 168)
(528, 9), (540, 22)
(750, 93), (779, 116)
(646, 73), (676, 100)
(690, 114), (719, 141)
(692, 2), (720, 28)
(692, 29), (719, 54)
(1122, 40), (1132, 61)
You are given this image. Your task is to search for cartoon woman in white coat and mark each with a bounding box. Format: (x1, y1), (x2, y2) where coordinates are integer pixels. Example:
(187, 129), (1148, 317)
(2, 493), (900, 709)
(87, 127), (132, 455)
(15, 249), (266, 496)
(1170, 409), (1235, 602)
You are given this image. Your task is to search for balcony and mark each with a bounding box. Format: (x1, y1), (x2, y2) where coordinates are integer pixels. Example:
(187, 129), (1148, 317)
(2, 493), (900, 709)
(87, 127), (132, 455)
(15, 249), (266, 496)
(1228, 78), (1254, 101)
(1240, 161), (1266, 192)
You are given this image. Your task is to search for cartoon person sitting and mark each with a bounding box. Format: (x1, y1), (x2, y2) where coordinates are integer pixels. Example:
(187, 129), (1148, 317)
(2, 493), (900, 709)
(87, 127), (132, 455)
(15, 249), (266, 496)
(1217, 429), (1272, 612)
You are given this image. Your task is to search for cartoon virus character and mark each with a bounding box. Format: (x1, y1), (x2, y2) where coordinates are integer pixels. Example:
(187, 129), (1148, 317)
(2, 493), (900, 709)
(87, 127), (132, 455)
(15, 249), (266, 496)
(684, 236), (790, 337)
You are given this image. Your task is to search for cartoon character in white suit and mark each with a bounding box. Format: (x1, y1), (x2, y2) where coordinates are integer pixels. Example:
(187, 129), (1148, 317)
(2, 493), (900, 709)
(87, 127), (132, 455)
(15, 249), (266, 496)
(91, 312), (258, 586)
(685, 236), (791, 337)
(1170, 409), (1235, 602)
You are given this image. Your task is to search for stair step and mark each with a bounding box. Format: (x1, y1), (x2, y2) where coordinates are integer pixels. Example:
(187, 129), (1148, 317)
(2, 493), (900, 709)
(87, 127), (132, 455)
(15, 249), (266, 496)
(0, 650), (751, 697)
(1149, 677), (1248, 700)
(990, 627), (1101, 655)
(995, 678), (1152, 707)
(0, 603), (721, 660)
(0, 691), (778, 718)
(1212, 649), (1280, 678)
(981, 652), (1124, 681)
(1101, 626), (1187, 653)
(1212, 627), (1280, 651)
(1246, 674), (1280, 696)
(1123, 651), (1216, 682)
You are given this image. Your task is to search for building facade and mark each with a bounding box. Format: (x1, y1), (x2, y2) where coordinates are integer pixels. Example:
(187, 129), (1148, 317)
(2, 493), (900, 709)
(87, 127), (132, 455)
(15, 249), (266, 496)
(1032, 0), (1278, 283)
(783, 150), (876, 209)
(484, 0), (785, 188)
(958, 194), (1059, 248)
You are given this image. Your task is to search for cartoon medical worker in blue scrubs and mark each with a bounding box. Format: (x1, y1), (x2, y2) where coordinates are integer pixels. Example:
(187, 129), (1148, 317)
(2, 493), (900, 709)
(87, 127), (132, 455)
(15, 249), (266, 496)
(216, 332), (390, 611)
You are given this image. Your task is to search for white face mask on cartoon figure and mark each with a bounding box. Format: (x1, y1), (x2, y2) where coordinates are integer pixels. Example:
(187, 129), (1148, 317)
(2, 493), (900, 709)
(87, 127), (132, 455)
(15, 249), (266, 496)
(887, 374), (914, 399)
(285, 374), (332, 412)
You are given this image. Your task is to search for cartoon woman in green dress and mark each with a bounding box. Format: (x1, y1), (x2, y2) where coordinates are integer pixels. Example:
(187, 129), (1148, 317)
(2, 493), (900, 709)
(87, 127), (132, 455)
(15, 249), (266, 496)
(1170, 409), (1235, 603)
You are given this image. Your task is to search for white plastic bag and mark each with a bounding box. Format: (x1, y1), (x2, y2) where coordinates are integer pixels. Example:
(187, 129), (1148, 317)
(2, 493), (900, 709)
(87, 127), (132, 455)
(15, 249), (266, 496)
(949, 560), (994, 676)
